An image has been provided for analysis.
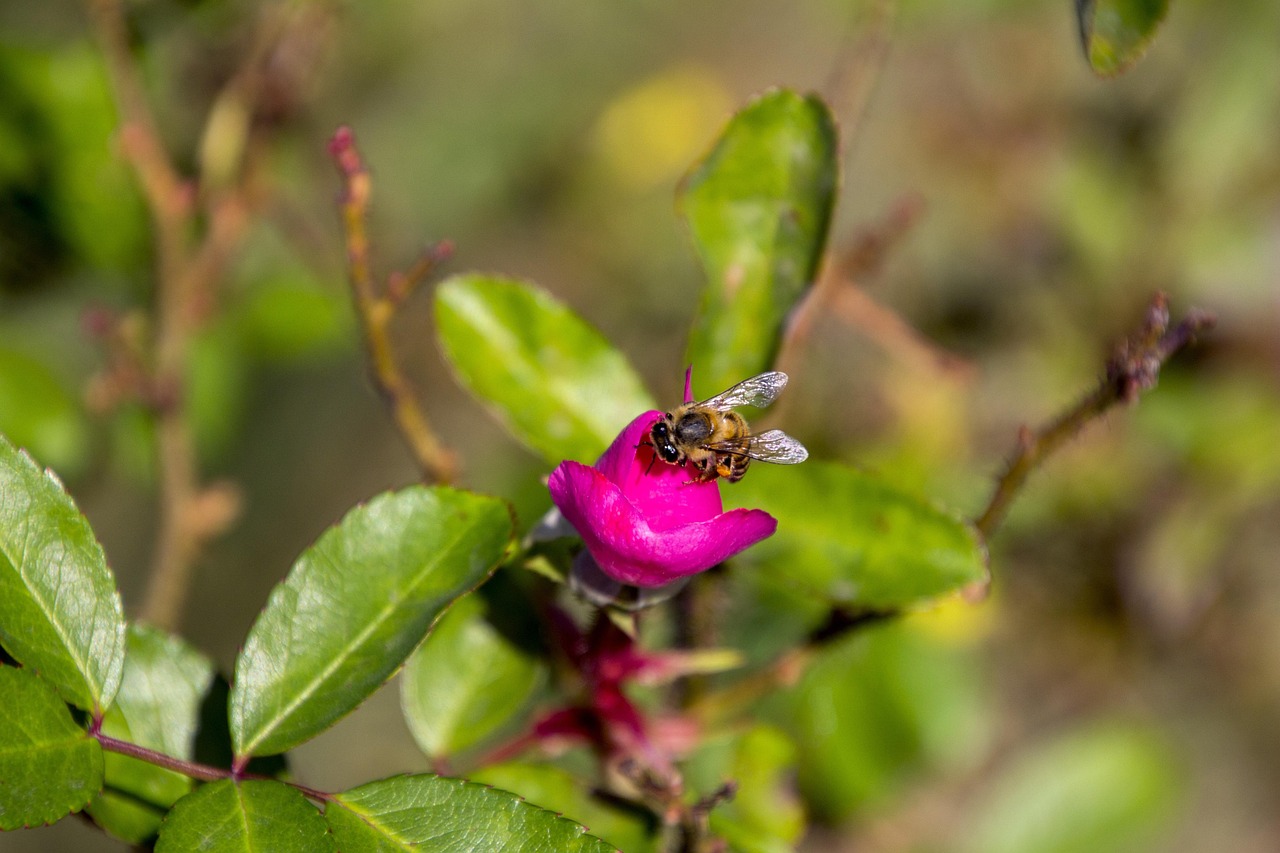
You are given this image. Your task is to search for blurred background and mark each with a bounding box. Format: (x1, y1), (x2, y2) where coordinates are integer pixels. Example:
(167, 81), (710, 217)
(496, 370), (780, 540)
(2, 0), (1278, 850)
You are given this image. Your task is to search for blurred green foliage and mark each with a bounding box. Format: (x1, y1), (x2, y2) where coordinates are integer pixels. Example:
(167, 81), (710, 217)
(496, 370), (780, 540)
(3, 0), (1279, 850)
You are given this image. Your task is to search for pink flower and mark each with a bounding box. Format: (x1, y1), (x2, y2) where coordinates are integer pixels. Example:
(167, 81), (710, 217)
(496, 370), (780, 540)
(547, 407), (777, 589)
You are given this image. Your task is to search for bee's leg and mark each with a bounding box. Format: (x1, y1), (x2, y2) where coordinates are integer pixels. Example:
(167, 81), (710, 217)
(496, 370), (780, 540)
(644, 452), (657, 476)
(715, 459), (734, 480)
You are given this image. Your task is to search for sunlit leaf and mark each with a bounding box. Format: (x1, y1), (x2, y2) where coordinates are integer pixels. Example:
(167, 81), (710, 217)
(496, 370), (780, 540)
(0, 434), (125, 713)
(1076, 0), (1171, 77)
(325, 774), (619, 852)
(679, 88), (837, 395)
(470, 763), (657, 853)
(86, 624), (215, 844)
(436, 274), (654, 464)
(960, 722), (1181, 853)
(725, 461), (987, 610)
(155, 780), (333, 853)
(230, 487), (512, 759)
(400, 593), (545, 760)
(0, 665), (103, 830)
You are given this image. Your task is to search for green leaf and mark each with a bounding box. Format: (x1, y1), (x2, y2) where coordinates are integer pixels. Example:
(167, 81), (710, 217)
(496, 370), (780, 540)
(0, 434), (125, 713)
(1077, 0), (1171, 77)
(725, 461), (987, 610)
(0, 665), (103, 830)
(961, 722), (1181, 853)
(86, 624), (215, 844)
(684, 726), (804, 853)
(470, 763), (657, 853)
(435, 274), (655, 464)
(679, 89), (837, 395)
(400, 592), (545, 760)
(0, 348), (89, 477)
(325, 774), (620, 852)
(230, 486), (512, 759)
(155, 779), (334, 853)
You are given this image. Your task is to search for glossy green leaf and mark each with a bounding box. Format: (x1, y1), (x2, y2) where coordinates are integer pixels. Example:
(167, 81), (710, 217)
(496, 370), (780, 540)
(1077, 0), (1170, 77)
(325, 774), (620, 852)
(725, 461), (987, 610)
(401, 593), (544, 760)
(230, 486), (512, 759)
(470, 763), (656, 853)
(435, 274), (654, 464)
(0, 434), (125, 713)
(0, 348), (89, 477)
(0, 665), (103, 830)
(679, 88), (837, 395)
(684, 726), (804, 853)
(961, 722), (1181, 853)
(86, 624), (215, 844)
(155, 779), (334, 853)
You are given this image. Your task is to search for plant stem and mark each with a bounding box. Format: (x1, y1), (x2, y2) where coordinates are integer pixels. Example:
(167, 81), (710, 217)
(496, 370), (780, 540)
(329, 126), (459, 483)
(974, 292), (1216, 540)
(95, 733), (332, 802)
(87, 0), (264, 630)
(697, 293), (1213, 723)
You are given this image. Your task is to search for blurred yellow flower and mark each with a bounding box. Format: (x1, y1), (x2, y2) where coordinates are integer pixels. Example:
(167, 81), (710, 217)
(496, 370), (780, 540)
(592, 65), (733, 190)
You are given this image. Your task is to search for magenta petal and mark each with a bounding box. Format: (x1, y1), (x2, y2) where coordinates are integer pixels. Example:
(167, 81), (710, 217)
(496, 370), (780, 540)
(592, 411), (722, 530)
(549, 460), (777, 588)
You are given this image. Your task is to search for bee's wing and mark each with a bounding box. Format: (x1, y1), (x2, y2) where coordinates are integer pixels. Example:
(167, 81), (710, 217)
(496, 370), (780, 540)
(706, 430), (809, 464)
(699, 371), (789, 411)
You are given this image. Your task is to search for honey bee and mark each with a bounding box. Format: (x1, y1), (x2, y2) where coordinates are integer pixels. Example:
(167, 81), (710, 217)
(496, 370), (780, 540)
(647, 371), (808, 483)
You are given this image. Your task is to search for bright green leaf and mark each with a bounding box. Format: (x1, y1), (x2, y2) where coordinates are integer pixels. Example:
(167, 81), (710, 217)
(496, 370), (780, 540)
(435, 274), (655, 464)
(679, 88), (837, 395)
(155, 779), (334, 853)
(401, 593), (544, 760)
(725, 461), (987, 610)
(0, 665), (103, 830)
(470, 763), (656, 853)
(86, 624), (215, 844)
(1077, 0), (1171, 77)
(0, 348), (89, 477)
(230, 487), (512, 759)
(325, 774), (620, 852)
(960, 722), (1181, 853)
(0, 434), (125, 713)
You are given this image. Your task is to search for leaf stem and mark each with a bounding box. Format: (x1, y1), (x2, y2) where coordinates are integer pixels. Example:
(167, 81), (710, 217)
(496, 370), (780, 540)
(94, 733), (333, 802)
(328, 126), (459, 483)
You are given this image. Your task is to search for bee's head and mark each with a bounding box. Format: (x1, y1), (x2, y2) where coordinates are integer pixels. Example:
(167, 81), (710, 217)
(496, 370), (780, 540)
(649, 419), (681, 464)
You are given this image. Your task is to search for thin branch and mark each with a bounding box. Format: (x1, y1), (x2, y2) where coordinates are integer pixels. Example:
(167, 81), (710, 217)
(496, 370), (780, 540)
(824, 0), (898, 154)
(329, 126), (459, 483)
(697, 293), (1214, 724)
(87, 0), (269, 630)
(775, 195), (969, 385)
(95, 733), (332, 802)
(974, 292), (1216, 540)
